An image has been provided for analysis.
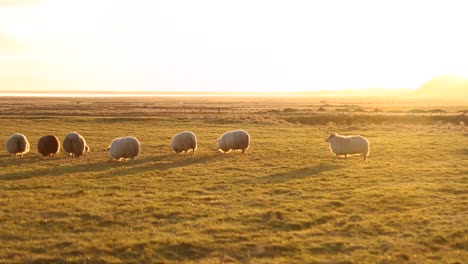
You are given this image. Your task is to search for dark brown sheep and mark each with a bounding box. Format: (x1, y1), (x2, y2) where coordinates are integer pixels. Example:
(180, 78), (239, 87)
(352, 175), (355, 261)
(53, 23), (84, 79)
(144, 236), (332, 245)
(38, 135), (60, 157)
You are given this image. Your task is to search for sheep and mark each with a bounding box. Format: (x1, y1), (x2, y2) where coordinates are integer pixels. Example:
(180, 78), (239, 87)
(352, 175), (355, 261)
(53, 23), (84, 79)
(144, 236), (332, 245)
(38, 135), (60, 157)
(217, 129), (250, 154)
(324, 133), (370, 161)
(63, 131), (89, 157)
(6, 133), (30, 157)
(171, 131), (197, 156)
(108, 136), (140, 161)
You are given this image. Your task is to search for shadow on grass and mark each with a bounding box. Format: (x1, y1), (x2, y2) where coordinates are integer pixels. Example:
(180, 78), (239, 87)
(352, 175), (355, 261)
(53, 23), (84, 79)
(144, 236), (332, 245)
(93, 154), (225, 178)
(0, 152), (101, 166)
(0, 154), (45, 167)
(235, 163), (343, 184)
(0, 156), (158, 181)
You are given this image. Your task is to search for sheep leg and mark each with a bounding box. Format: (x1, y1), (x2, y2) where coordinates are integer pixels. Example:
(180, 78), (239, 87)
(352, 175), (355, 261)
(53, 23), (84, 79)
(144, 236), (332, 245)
(333, 155), (338, 162)
(184, 151), (187, 157)
(345, 154), (348, 161)
(242, 148), (245, 154)
(363, 154), (367, 161)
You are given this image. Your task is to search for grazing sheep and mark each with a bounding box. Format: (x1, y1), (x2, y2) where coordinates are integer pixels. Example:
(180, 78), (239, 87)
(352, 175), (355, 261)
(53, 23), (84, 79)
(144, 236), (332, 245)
(6, 133), (30, 157)
(38, 135), (60, 157)
(63, 131), (89, 157)
(171, 131), (197, 156)
(108, 136), (140, 161)
(217, 129), (250, 154)
(324, 133), (370, 161)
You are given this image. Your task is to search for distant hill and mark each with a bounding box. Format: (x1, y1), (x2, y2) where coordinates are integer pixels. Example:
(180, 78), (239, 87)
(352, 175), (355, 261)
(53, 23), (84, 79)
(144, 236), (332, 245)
(415, 75), (468, 99)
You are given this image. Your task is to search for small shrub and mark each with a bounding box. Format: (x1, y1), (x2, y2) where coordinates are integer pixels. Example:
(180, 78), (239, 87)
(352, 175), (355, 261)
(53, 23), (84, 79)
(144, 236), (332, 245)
(335, 108), (350, 112)
(283, 108), (297, 113)
(427, 109), (446, 113)
(373, 108), (383, 113)
(317, 107), (326, 112)
(408, 109), (426, 113)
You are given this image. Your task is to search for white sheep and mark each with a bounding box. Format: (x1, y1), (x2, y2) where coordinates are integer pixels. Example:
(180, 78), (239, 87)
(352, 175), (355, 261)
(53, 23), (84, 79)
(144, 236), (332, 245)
(325, 133), (370, 161)
(171, 131), (197, 156)
(217, 129), (250, 154)
(6, 133), (30, 157)
(63, 131), (90, 157)
(108, 136), (140, 161)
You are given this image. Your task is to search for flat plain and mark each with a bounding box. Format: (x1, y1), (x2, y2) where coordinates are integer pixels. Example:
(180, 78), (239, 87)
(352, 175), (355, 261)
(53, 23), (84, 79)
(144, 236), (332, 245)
(0, 96), (467, 263)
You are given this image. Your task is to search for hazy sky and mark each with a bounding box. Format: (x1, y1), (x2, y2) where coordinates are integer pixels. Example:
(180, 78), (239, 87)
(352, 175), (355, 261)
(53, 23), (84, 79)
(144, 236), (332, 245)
(0, 0), (467, 92)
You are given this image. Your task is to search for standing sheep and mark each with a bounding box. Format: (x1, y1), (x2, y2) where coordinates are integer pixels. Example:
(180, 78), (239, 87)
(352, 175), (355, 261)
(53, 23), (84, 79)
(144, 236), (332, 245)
(324, 133), (370, 161)
(108, 136), (140, 161)
(171, 131), (197, 156)
(38, 135), (60, 157)
(6, 133), (30, 157)
(63, 131), (90, 157)
(217, 130), (250, 154)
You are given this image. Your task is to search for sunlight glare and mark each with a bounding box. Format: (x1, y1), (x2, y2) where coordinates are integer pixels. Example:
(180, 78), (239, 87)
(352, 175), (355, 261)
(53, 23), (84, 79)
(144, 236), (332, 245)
(0, 0), (467, 94)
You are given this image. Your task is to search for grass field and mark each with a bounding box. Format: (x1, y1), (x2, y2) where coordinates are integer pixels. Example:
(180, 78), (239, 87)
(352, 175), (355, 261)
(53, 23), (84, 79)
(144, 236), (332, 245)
(0, 96), (467, 263)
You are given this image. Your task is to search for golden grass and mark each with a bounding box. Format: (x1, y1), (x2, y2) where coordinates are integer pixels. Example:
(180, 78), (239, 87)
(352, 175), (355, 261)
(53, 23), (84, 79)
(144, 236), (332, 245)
(0, 97), (467, 263)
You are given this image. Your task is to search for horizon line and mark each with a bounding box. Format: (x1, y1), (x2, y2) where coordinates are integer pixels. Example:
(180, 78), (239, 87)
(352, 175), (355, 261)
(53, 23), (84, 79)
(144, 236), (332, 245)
(0, 88), (415, 95)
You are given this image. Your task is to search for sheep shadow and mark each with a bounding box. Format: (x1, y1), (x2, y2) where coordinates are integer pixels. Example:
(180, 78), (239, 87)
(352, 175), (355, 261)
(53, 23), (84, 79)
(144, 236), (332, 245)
(235, 163), (343, 185)
(0, 156), (157, 181)
(0, 151), (109, 166)
(93, 154), (226, 178)
(159, 154), (227, 170)
(0, 154), (45, 167)
(0, 161), (110, 181)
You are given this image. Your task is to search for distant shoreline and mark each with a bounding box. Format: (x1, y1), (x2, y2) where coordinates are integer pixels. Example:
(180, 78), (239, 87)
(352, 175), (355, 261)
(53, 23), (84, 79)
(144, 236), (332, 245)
(0, 90), (465, 102)
(0, 89), (412, 98)
(0, 92), (303, 98)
